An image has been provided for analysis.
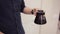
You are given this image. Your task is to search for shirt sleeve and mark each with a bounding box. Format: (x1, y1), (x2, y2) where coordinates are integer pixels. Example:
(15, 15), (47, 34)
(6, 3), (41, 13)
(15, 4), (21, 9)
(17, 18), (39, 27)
(20, 0), (25, 12)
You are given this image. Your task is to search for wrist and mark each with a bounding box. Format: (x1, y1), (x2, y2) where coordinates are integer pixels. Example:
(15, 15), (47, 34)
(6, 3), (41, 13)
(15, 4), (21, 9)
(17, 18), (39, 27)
(31, 10), (34, 14)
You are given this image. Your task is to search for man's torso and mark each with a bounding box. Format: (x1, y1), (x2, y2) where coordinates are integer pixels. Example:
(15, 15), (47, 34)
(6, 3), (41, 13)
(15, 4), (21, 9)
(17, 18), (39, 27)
(0, 0), (25, 34)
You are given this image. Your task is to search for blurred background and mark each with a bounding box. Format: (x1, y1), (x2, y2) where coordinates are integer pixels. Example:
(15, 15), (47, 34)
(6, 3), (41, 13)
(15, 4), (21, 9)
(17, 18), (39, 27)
(21, 0), (60, 34)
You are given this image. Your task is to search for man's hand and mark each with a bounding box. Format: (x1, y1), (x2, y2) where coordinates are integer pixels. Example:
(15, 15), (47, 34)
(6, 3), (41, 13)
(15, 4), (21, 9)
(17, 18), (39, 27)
(23, 7), (39, 15)
(32, 8), (39, 16)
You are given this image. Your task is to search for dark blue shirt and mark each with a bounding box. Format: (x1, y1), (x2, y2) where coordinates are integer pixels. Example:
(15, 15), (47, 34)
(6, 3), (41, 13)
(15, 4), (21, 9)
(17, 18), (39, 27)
(0, 0), (25, 34)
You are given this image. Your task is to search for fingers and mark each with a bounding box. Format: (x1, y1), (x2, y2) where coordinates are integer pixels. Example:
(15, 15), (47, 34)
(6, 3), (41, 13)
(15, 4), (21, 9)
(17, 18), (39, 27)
(33, 8), (39, 16)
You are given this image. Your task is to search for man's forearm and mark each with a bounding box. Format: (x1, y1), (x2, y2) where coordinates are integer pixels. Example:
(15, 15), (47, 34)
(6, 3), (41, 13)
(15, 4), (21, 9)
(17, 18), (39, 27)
(23, 7), (33, 14)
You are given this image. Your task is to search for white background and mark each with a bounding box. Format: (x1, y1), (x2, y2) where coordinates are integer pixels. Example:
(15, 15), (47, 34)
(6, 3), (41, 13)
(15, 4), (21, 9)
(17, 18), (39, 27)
(21, 0), (60, 34)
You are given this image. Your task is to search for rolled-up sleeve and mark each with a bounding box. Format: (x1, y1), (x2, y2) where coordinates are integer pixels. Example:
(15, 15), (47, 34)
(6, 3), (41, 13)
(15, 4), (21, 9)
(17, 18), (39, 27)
(20, 0), (25, 12)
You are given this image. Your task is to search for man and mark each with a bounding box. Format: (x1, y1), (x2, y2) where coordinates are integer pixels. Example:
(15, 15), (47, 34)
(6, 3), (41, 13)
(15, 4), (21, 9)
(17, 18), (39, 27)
(0, 0), (38, 34)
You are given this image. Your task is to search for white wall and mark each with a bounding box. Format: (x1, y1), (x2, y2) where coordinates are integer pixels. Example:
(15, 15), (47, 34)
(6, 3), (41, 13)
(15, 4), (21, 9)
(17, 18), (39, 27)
(40, 0), (59, 34)
(21, 0), (59, 34)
